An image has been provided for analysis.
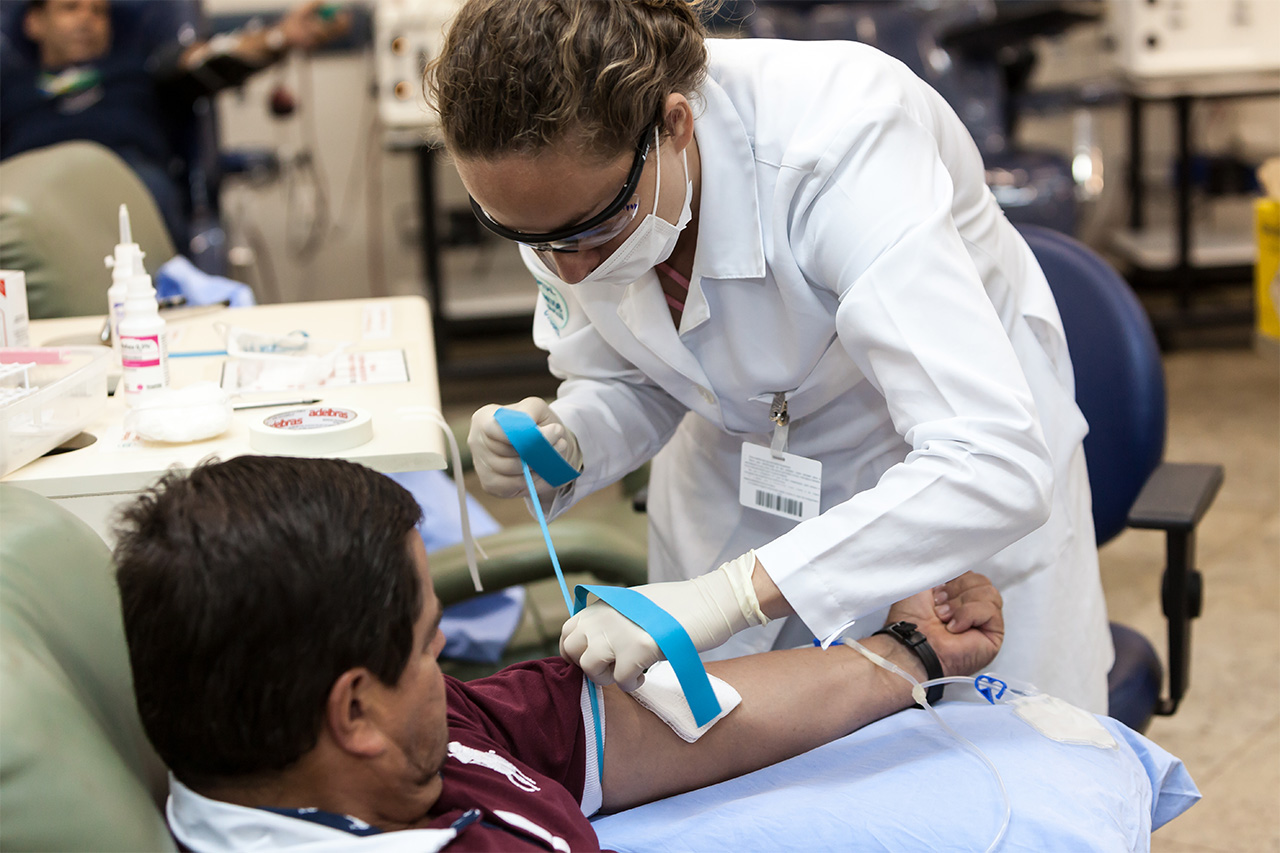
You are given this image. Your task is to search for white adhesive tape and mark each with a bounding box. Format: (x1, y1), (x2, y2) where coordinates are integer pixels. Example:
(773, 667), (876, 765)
(248, 405), (373, 454)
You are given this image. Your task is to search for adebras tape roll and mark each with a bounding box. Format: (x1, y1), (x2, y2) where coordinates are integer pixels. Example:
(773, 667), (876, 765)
(248, 405), (373, 454)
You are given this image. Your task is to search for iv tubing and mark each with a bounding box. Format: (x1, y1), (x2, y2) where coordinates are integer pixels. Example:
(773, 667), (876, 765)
(392, 406), (488, 592)
(844, 637), (1011, 853)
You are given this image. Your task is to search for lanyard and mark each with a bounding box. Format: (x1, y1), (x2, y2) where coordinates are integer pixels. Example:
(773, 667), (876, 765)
(492, 408), (723, 776)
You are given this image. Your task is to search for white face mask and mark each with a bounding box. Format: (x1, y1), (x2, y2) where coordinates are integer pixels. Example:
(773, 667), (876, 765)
(544, 129), (693, 288)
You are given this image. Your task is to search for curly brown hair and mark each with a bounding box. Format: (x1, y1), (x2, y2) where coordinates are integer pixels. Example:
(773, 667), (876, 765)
(425, 0), (713, 164)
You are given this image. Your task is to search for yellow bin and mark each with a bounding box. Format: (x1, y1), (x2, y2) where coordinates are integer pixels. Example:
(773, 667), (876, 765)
(1257, 199), (1280, 344)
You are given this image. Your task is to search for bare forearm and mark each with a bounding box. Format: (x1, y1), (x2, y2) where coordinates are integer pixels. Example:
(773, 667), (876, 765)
(599, 635), (924, 812)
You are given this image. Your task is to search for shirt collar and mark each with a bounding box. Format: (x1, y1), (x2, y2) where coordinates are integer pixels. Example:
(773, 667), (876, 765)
(166, 774), (456, 853)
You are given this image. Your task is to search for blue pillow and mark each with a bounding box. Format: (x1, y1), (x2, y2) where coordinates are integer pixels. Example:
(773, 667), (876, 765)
(593, 701), (1199, 852)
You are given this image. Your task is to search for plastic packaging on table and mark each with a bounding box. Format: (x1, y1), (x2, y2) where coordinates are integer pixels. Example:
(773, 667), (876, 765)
(218, 323), (349, 390)
(0, 346), (110, 476)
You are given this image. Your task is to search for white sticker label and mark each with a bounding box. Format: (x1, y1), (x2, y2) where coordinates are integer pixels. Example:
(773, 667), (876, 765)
(362, 303), (393, 340)
(739, 442), (822, 521)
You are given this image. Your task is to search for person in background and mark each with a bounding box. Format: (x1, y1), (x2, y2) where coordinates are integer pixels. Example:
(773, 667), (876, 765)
(0, 0), (349, 251)
(113, 455), (1003, 852)
(431, 0), (1112, 712)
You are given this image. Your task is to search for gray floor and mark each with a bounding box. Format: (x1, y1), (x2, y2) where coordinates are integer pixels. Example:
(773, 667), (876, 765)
(1100, 346), (1280, 852)
(441, 339), (1280, 851)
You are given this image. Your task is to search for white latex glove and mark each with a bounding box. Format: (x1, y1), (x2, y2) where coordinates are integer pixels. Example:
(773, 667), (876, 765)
(561, 552), (771, 692)
(468, 397), (582, 499)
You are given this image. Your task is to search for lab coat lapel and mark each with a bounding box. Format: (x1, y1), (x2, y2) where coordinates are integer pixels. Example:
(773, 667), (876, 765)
(606, 75), (769, 402)
(691, 75), (766, 284)
(672, 73), (767, 336)
(613, 271), (714, 390)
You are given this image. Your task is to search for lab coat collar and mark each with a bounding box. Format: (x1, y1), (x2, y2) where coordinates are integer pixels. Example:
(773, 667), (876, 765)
(166, 774), (456, 853)
(608, 270), (717, 393)
(690, 71), (766, 282)
(613, 72), (764, 341)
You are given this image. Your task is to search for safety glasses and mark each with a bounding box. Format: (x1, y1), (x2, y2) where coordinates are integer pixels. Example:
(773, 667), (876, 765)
(468, 127), (654, 254)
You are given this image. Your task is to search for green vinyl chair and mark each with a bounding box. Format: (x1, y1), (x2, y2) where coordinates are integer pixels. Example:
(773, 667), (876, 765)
(0, 141), (175, 320)
(0, 484), (176, 852)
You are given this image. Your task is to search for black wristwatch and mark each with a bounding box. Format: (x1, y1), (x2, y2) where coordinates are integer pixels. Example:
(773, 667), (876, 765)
(872, 621), (945, 707)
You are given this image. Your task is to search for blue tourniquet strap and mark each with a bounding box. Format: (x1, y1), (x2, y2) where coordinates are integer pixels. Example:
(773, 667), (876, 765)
(574, 584), (723, 728)
(493, 407), (581, 488)
(493, 406), (721, 772)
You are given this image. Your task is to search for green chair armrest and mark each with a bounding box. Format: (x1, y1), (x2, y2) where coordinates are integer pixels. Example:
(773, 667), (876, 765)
(430, 518), (648, 607)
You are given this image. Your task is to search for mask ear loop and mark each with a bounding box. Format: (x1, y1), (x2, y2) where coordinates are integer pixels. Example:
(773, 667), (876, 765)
(650, 127), (663, 218)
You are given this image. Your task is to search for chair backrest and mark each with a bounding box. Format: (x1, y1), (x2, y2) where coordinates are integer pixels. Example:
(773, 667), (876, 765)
(0, 140), (176, 319)
(0, 484), (176, 851)
(1016, 224), (1167, 546)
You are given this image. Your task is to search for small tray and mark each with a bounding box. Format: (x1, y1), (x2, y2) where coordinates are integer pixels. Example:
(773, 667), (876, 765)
(1, 346), (110, 476)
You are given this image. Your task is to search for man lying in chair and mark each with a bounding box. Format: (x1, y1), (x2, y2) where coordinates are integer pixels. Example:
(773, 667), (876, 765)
(112, 455), (1003, 852)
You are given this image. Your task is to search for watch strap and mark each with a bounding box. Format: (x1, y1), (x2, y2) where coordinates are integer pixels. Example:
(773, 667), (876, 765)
(872, 620), (945, 707)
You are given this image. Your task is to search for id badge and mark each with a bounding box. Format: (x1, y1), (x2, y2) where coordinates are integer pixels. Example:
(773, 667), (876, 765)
(739, 442), (822, 521)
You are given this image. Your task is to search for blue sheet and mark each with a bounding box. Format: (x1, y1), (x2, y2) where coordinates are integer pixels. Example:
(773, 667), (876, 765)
(592, 702), (1198, 852)
(387, 469), (524, 663)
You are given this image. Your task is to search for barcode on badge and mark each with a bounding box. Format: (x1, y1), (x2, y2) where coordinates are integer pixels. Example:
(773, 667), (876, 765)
(755, 489), (803, 519)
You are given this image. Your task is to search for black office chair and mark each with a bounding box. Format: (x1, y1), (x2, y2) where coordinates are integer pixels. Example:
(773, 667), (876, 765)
(625, 226), (1224, 731)
(1018, 224), (1223, 732)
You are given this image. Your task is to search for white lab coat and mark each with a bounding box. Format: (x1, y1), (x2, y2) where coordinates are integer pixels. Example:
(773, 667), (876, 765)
(530, 39), (1112, 712)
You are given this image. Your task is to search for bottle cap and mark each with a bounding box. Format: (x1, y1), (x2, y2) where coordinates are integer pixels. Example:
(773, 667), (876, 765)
(106, 204), (148, 282)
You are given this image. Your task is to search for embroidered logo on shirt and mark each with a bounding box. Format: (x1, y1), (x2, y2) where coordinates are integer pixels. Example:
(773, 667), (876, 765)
(535, 277), (569, 334)
(39, 66), (101, 97)
(448, 741), (540, 792)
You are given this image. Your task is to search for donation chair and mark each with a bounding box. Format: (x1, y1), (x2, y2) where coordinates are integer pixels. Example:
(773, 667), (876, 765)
(0, 484), (177, 852)
(618, 224), (1222, 734)
(0, 482), (1200, 852)
(0, 140), (176, 320)
(1017, 224), (1223, 733)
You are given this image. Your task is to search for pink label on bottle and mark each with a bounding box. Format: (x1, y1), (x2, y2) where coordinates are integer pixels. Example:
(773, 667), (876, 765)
(121, 334), (162, 368)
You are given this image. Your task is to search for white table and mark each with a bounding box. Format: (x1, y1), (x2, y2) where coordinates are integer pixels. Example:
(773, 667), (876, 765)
(3, 295), (447, 540)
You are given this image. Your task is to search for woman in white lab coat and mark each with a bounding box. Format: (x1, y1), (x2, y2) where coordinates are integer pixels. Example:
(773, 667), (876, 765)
(429, 0), (1112, 712)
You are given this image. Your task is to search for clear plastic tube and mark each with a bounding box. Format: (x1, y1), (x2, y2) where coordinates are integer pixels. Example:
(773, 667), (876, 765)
(845, 638), (1011, 853)
(392, 406), (489, 592)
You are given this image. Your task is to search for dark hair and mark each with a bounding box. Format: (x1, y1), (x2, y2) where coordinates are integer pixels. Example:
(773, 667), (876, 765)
(113, 455), (424, 787)
(426, 0), (712, 163)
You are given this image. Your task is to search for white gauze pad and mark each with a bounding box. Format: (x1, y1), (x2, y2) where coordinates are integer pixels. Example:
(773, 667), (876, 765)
(629, 661), (741, 742)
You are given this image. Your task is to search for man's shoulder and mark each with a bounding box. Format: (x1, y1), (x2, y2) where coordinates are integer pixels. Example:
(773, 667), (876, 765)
(446, 658), (580, 700)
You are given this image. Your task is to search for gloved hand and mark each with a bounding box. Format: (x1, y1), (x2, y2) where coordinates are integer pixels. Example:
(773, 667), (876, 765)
(561, 552), (771, 691)
(468, 397), (582, 499)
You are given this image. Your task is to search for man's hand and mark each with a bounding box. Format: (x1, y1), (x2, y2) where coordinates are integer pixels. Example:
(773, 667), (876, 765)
(884, 571), (1003, 678)
(276, 1), (351, 52)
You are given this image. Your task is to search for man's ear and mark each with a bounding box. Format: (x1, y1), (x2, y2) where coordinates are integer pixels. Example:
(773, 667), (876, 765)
(326, 668), (389, 758)
(22, 8), (47, 44)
